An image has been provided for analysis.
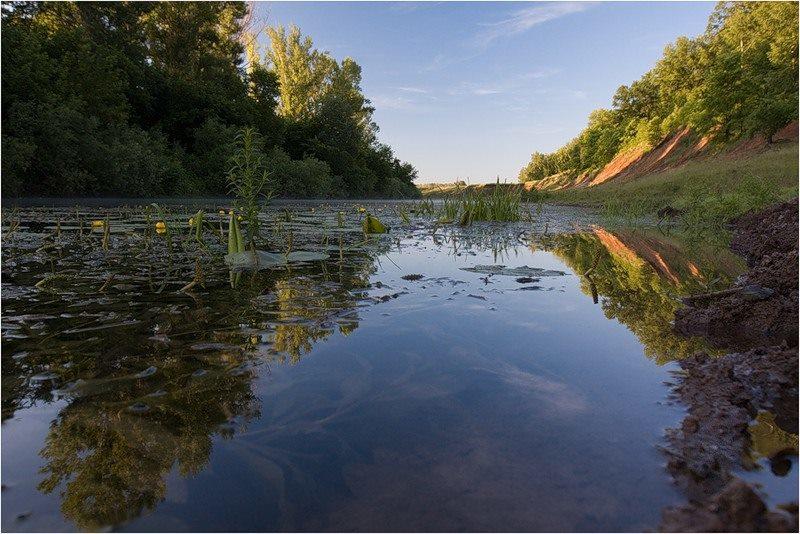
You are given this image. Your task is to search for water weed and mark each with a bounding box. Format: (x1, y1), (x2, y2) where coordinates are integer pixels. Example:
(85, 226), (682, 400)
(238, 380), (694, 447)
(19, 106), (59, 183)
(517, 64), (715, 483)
(227, 128), (272, 248)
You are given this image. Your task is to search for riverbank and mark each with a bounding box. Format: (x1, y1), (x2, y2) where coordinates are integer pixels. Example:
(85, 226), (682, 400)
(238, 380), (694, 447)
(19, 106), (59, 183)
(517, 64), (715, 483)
(660, 200), (799, 531)
(419, 142), (798, 231)
(548, 143), (798, 225)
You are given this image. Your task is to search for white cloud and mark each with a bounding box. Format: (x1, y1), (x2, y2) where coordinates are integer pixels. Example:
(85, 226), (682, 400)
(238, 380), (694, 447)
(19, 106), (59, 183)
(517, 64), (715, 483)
(450, 68), (560, 97)
(476, 2), (591, 47)
(370, 95), (416, 110)
(396, 86), (430, 94)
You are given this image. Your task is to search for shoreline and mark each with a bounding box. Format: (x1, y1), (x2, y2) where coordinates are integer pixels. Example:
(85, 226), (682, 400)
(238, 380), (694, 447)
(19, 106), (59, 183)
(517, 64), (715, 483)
(660, 200), (799, 531)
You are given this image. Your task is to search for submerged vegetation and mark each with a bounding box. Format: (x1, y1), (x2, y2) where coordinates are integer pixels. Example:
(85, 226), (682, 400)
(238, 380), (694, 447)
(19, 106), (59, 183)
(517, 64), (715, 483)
(1, 2), (418, 198)
(518, 2), (798, 183)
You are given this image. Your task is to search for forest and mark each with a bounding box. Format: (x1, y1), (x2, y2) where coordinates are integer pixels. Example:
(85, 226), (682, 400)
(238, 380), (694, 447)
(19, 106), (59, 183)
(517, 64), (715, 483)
(1, 1), (419, 198)
(518, 2), (798, 183)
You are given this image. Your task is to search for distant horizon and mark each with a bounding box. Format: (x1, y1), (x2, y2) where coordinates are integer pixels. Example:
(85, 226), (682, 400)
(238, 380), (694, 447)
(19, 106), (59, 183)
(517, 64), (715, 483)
(259, 1), (715, 183)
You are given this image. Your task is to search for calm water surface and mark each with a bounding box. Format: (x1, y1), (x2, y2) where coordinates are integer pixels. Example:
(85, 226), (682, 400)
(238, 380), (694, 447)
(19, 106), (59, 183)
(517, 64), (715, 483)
(2, 201), (791, 531)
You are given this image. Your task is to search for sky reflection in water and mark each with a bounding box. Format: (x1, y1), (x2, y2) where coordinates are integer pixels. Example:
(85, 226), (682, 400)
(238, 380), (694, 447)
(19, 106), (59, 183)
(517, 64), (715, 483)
(4, 202), (787, 532)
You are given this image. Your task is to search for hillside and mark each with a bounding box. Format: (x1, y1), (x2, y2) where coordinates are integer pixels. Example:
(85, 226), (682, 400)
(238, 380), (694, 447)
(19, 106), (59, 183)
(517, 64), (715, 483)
(518, 2), (798, 200)
(528, 121), (798, 192)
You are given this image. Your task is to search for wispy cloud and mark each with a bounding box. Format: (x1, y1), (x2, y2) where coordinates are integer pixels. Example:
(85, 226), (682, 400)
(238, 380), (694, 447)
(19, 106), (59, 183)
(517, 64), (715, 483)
(475, 2), (591, 47)
(370, 95), (416, 110)
(396, 86), (430, 94)
(449, 68), (560, 97)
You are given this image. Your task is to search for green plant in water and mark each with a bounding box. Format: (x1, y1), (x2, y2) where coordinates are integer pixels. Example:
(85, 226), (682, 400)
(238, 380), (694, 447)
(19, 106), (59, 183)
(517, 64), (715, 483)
(150, 203), (173, 252)
(363, 213), (387, 234)
(396, 205), (411, 225)
(188, 209), (208, 248)
(458, 183), (521, 226)
(439, 196), (459, 222)
(101, 215), (110, 252)
(227, 127), (272, 249)
(227, 210), (246, 288)
(414, 198), (435, 217)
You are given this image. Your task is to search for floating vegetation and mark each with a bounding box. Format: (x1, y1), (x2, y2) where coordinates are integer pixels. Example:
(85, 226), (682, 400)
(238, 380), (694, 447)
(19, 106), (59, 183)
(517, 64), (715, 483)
(363, 213), (388, 234)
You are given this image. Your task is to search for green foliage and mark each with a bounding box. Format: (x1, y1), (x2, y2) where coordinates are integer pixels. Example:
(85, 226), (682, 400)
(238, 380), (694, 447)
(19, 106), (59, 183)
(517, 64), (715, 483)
(551, 142), (799, 230)
(227, 128), (271, 246)
(1, 3), (419, 199)
(457, 186), (522, 226)
(518, 2), (798, 183)
(264, 148), (331, 198)
(362, 213), (387, 234)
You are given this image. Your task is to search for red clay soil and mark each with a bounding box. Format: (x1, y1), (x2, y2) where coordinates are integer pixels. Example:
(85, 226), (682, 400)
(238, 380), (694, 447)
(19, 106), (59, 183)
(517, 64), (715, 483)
(660, 200), (799, 532)
(528, 121), (799, 191)
(591, 127), (709, 186)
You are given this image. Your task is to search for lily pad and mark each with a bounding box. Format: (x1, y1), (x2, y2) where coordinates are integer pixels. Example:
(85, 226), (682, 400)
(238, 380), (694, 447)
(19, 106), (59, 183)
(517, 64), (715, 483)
(224, 250), (329, 271)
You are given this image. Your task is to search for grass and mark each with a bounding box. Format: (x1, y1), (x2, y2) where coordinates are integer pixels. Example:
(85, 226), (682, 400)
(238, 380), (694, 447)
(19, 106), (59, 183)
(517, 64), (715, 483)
(413, 184), (524, 225)
(548, 142), (799, 229)
(457, 187), (522, 225)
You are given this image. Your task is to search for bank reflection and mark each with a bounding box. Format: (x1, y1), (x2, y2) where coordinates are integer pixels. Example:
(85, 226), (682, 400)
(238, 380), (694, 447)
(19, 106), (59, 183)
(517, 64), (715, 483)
(537, 227), (744, 363)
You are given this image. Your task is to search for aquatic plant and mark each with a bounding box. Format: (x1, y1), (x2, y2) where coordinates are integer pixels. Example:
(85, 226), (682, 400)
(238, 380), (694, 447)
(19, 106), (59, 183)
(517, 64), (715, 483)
(439, 196), (459, 222)
(363, 213), (387, 234)
(413, 198), (436, 217)
(454, 185), (522, 226)
(396, 205), (411, 225)
(188, 209), (208, 248)
(227, 128), (272, 249)
(227, 211), (246, 255)
(150, 203), (174, 254)
(101, 216), (110, 251)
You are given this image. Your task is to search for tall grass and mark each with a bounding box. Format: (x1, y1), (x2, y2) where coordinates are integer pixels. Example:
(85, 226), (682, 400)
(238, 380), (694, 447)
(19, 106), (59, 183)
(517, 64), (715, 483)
(457, 186), (521, 225)
(413, 183), (523, 225)
(549, 143), (799, 229)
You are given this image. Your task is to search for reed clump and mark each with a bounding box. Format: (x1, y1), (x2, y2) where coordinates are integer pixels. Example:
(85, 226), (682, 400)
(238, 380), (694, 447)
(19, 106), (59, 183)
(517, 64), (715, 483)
(447, 184), (522, 226)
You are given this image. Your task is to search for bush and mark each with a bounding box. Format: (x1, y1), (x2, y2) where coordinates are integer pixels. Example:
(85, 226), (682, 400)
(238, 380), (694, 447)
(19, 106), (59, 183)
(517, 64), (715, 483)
(265, 148), (332, 198)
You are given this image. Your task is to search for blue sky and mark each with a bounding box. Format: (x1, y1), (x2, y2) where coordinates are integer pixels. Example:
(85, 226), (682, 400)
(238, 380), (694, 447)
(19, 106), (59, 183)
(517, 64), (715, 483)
(256, 2), (715, 183)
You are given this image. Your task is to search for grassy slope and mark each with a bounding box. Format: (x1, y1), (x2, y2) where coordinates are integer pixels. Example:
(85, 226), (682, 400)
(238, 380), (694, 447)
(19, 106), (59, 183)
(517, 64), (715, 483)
(546, 142), (799, 225)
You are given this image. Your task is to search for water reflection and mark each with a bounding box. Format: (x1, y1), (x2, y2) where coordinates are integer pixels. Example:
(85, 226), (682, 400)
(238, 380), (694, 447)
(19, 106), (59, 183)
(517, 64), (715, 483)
(2, 204), (751, 531)
(2, 205), (391, 529)
(537, 227), (744, 363)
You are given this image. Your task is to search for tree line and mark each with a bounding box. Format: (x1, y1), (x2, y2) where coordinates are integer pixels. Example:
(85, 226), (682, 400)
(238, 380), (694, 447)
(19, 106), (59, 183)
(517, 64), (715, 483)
(2, 2), (419, 198)
(519, 2), (798, 183)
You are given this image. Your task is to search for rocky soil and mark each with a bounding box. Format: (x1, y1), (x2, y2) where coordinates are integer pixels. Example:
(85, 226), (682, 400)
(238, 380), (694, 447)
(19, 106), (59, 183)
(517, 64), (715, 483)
(661, 201), (799, 532)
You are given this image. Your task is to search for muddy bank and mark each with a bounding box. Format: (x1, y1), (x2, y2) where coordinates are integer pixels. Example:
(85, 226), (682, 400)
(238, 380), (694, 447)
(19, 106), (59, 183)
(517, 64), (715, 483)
(661, 201), (799, 532)
(674, 201), (798, 349)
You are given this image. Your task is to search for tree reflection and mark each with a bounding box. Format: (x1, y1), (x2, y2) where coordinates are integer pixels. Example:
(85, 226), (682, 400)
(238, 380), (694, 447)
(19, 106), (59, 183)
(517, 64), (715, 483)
(36, 346), (261, 530)
(0, 244), (383, 530)
(539, 228), (744, 363)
